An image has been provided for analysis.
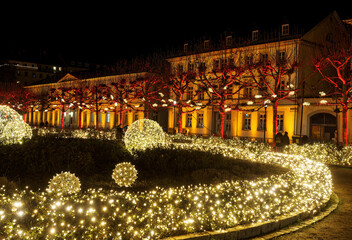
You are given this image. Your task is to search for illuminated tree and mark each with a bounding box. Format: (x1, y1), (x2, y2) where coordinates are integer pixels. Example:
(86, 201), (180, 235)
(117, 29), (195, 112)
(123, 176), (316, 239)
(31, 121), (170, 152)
(70, 86), (90, 129)
(110, 79), (133, 127)
(0, 82), (34, 114)
(85, 84), (111, 131)
(167, 66), (208, 134)
(246, 49), (299, 142)
(49, 87), (76, 129)
(314, 26), (352, 146)
(199, 57), (245, 138)
(131, 74), (168, 119)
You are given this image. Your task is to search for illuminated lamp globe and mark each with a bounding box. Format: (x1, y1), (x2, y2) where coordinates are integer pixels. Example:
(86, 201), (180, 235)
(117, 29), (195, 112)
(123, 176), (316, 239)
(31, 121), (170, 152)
(0, 105), (32, 144)
(47, 172), (81, 195)
(124, 119), (165, 153)
(112, 162), (138, 187)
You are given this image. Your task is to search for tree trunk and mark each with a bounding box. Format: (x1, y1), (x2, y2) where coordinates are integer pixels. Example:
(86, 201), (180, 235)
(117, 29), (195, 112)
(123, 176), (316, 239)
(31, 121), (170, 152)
(119, 105), (123, 126)
(96, 109), (99, 131)
(61, 109), (65, 129)
(178, 110), (184, 134)
(273, 101), (278, 143)
(220, 111), (225, 138)
(342, 106), (348, 147)
(144, 104), (149, 119)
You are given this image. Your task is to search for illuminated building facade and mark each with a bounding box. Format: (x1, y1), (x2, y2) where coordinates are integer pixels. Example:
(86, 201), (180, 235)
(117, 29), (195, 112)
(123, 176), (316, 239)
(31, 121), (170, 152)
(24, 11), (352, 143)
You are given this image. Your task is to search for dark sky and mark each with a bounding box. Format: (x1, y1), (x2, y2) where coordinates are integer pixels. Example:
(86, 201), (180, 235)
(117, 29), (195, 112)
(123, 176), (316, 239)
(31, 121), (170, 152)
(2, 3), (350, 65)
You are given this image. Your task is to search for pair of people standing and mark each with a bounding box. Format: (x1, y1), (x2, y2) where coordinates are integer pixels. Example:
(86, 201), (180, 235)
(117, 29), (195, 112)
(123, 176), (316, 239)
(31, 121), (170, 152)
(275, 131), (290, 150)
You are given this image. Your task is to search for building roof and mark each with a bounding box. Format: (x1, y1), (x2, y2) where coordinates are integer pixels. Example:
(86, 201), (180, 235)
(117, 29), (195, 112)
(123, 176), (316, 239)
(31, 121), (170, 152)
(167, 11), (345, 58)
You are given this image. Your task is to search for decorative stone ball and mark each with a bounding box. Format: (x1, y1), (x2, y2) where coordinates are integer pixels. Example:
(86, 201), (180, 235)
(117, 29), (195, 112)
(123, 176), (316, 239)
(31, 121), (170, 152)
(47, 172), (81, 195)
(112, 162), (138, 187)
(0, 105), (32, 144)
(124, 119), (165, 153)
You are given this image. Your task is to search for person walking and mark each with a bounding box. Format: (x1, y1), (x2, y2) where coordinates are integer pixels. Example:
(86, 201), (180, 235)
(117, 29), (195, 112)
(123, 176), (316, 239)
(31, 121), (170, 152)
(283, 131), (290, 147)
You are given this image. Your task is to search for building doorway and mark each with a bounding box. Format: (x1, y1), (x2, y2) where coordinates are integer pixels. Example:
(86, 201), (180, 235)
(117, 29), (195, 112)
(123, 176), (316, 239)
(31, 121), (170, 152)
(310, 113), (336, 141)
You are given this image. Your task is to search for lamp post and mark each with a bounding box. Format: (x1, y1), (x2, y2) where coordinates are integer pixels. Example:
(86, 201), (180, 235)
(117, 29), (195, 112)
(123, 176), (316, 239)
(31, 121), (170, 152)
(264, 104), (267, 143)
(334, 104), (340, 147)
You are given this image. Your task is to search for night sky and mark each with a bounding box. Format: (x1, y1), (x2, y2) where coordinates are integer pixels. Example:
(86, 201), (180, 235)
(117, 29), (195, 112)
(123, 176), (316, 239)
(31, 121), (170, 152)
(2, 3), (350, 65)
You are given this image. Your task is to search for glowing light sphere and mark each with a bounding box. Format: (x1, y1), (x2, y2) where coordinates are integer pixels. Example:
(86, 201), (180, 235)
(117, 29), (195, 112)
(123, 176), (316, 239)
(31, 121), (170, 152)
(0, 105), (32, 144)
(47, 172), (81, 195)
(112, 162), (138, 187)
(124, 119), (165, 153)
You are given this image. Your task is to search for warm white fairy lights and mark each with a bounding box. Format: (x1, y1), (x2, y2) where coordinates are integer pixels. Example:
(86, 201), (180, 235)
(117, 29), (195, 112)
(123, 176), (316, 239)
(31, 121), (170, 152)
(112, 162), (138, 187)
(0, 132), (332, 239)
(47, 172), (81, 195)
(124, 119), (165, 153)
(284, 143), (352, 166)
(0, 105), (32, 144)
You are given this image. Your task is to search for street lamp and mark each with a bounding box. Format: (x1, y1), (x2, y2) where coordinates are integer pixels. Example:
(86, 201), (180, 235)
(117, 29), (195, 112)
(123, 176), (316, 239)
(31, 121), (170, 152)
(264, 104), (267, 143)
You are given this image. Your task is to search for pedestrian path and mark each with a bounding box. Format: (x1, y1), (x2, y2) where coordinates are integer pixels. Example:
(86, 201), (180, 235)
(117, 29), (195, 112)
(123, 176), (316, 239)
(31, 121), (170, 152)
(271, 167), (352, 240)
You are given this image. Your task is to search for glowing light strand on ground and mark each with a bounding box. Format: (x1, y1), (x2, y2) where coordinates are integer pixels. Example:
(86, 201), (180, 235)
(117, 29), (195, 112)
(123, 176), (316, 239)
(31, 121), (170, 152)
(0, 134), (332, 239)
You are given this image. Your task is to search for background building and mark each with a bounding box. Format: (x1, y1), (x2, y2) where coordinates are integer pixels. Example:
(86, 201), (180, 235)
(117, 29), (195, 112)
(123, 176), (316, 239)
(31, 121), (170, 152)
(22, 11), (352, 144)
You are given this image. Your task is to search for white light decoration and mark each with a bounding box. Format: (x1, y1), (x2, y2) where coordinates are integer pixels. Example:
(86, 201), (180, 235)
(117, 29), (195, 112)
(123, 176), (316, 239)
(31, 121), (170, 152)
(112, 162), (138, 187)
(124, 119), (165, 153)
(47, 172), (81, 195)
(0, 135), (333, 239)
(303, 102), (311, 106)
(320, 99), (328, 104)
(319, 91), (326, 96)
(0, 105), (32, 144)
(264, 99), (271, 105)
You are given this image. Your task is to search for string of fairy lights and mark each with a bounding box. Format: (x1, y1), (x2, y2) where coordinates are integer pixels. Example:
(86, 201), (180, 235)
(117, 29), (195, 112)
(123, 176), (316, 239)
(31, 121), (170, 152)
(0, 118), (333, 239)
(0, 105), (32, 144)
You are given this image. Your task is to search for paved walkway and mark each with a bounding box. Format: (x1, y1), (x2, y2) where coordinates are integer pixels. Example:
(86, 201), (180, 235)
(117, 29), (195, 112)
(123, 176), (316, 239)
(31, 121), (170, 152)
(273, 166), (352, 240)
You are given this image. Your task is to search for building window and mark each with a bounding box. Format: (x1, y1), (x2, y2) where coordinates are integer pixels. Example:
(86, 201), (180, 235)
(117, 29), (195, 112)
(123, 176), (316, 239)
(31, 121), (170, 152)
(186, 86), (193, 100)
(213, 59), (220, 71)
(198, 89), (204, 100)
(282, 24), (289, 36)
(106, 113), (110, 123)
(258, 113), (266, 131)
(186, 113), (192, 127)
(279, 51), (286, 62)
(243, 113), (251, 130)
(243, 87), (252, 98)
(226, 85), (233, 99)
(245, 55), (253, 66)
(134, 113), (138, 122)
(252, 30), (259, 41)
(277, 114), (284, 132)
(260, 53), (268, 64)
(198, 62), (206, 73)
(197, 113), (204, 128)
(177, 64), (183, 73)
(188, 62), (194, 72)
